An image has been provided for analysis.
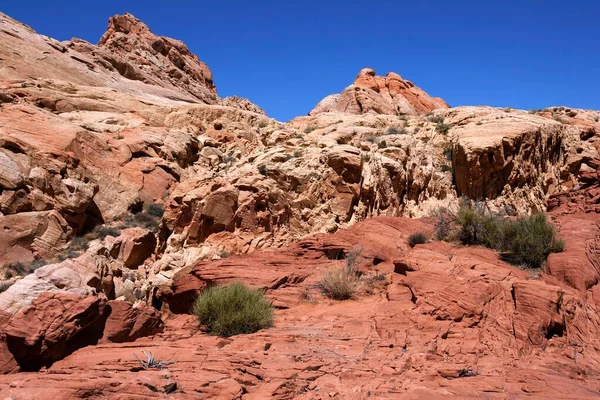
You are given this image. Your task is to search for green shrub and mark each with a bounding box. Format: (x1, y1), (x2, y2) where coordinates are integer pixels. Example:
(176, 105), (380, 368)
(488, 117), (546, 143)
(319, 266), (362, 300)
(146, 203), (165, 218)
(124, 212), (160, 232)
(386, 126), (406, 135)
(439, 201), (565, 268)
(86, 225), (121, 240)
(500, 214), (565, 267)
(192, 282), (273, 337)
(304, 126), (316, 134)
(436, 122), (452, 134)
(408, 232), (427, 248)
(428, 115), (445, 124)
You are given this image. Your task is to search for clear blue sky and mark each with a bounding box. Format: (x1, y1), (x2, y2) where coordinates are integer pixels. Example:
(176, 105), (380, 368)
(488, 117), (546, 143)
(2, 1), (599, 121)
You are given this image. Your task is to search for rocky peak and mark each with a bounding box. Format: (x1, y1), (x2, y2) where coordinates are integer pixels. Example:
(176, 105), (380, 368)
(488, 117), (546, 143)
(95, 13), (217, 102)
(310, 67), (449, 116)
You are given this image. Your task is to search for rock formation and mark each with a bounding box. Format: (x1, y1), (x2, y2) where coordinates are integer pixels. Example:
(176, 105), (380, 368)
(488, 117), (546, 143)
(1, 10), (600, 399)
(310, 67), (449, 116)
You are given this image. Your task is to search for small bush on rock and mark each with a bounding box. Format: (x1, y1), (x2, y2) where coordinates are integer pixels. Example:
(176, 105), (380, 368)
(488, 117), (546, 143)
(193, 282), (273, 337)
(408, 232), (427, 248)
(319, 265), (362, 300)
(436, 201), (565, 268)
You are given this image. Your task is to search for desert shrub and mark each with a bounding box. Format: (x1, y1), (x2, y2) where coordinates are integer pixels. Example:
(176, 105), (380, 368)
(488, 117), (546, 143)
(125, 212), (160, 232)
(345, 247), (363, 269)
(408, 232), (427, 248)
(444, 144), (453, 161)
(0, 280), (13, 293)
(258, 164), (268, 175)
(69, 236), (89, 252)
(258, 120), (269, 128)
(500, 213), (565, 267)
(436, 122), (452, 134)
(7, 262), (27, 276)
(440, 164), (452, 173)
(378, 140), (388, 149)
(146, 203), (165, 218)
(193, 282), (273, 337)
(455, 202), (503, 248)
(428, 115), (445, 124)
(386, 126), (406, 135)
(553, 115), (564, 124)
(319, 265), (362, 300)
(87, 225), (121, 240)
(438, 201), (565, 267)
(30, 259), (47, 271)
(304, 126), (316, 133)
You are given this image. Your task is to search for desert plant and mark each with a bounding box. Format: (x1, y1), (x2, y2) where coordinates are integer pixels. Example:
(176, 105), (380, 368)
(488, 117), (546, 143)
(0, 280), (13, 293)
(258, 164), (268, 175)
(134, 350), (176, 370)
(146, 203), (165, 218)
(553, 115), (564, 123)
(258, 120), (268, 128)
(304, 126), (316, 134)
(386, 126), (406, 135)
(30, 259), (47, 271)
(440, 164), (452, 173)
(124, 212), (160, 232)
(408, 232), (427, 248)
(345, 247), (363, 269)
(193, 282), (273, 337)
(500, 213), (565, 267)
(436, 122), (452, 134)
(378, 140), (388, 149)
(428, 115), (445, 124)
(86, 225), (121, 240)
(68, 236), (89, 252)
(319, 265), (362, 300)
(440, 201), (565, 267)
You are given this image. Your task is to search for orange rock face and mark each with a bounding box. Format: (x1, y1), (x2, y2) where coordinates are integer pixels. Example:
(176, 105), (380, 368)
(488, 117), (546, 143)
(310, 67), (449, 116)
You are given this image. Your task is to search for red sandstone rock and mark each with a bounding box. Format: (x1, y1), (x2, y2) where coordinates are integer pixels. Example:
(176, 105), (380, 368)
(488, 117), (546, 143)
(109, 227), (157, 269)
(101, 300), (163, 343)
(310, 67), (449, 116)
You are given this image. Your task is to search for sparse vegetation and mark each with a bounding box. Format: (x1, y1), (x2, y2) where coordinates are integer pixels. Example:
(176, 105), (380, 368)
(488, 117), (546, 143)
(0, 280), (14, 293)
(258, 120), (269, 128)
(529, 109), (542, 114)
(134, 350), (177, 370)
(385, 126), (406, 135)
(428, 115), (445, 124)
(193, 282), (273, 337)
(318, 265), (362, 300)
(258, 164), (268, 175)
(124, 211), (161, 232)
(553, 115), (564, 124)
(436, 122), (452, 134)
(408, 232), (428, 248)
(146, 203), (165, 218)
(304, 126), (316, 134)
(435, 200), (565, 267)
(86, 225), (121, 240)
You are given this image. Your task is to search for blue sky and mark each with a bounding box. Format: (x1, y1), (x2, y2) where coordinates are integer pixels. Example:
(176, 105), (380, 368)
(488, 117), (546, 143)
(2, 1), (599, 121)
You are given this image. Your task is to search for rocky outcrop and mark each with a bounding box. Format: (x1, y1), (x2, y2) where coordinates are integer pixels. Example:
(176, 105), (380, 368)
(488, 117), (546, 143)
(310, 67), (449, 116)
(2, 215), (600, 397)
(2, 293), (107, 372)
